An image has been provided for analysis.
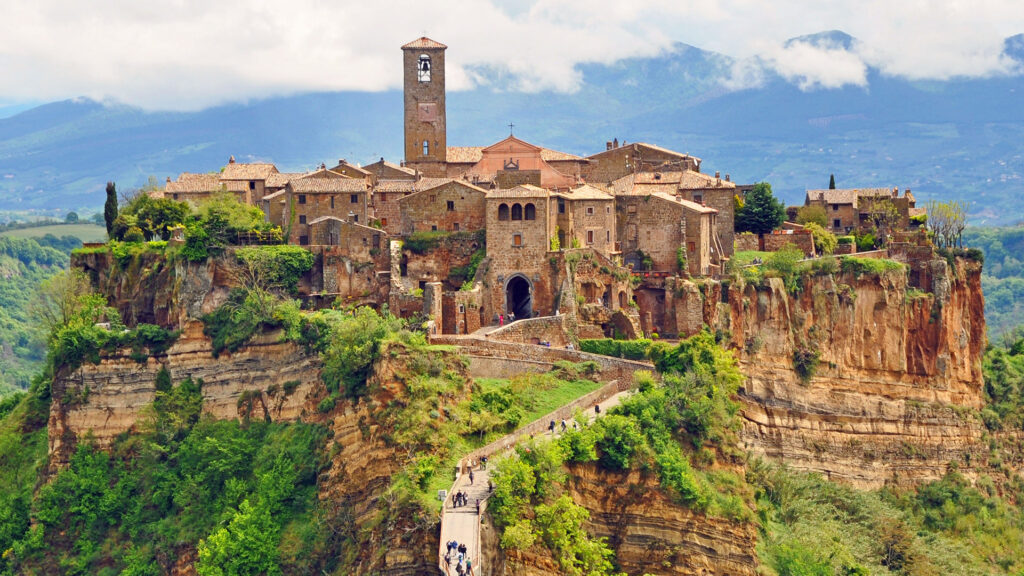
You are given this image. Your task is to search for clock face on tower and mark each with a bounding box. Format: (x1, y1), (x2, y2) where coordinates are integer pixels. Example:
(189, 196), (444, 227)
(418, 102), (438, 122)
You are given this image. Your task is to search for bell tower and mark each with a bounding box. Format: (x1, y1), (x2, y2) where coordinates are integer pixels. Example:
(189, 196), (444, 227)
(402, 37), (447, 170)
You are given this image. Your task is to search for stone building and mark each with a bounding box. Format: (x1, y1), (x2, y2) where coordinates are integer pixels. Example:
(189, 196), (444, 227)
(454, 135), (586, 189)
(552, 184), (616, 258)
(163, 173), (224, 205)
(583, 141), (700, 184)
(372, 176), (453, 235)
(398, 179), (488, 235)
(275, 171), (372, 245)
(220, 157), (279, 204)
(364, 158), (417, 181)
(805, 187), (919, 235)
(484, 185), (556, 319)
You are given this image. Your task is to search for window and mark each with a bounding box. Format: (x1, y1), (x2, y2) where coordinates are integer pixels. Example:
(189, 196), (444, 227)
(586, 206), (594, 215)
(422, 140), (429, 156)
(524, 203), (536, 220)
(381, 217), (388, 227)
(418, 54), (431, 82)
(587, 230), (594, 244)
(498, 203), (510, 221)
(687, 241), (695, 252)
(330, 196), (335, 209)
(351, 194), (358, 204)
(353, 215), (359, 223)
(431, 225), (437, 231)
(693, 194), (703, 204)
(249, 181), (256, 190)
(299, 215), (306, 224)
(172, 193), (179, 201)
(513, 233), (523, 247)
(298, 194), (306, 204)
(372, 235), (380, 248)
(362, 237), (368, 246)
(833, 218), (841, 228)
(458, 304), (465, 314)
(627, 204), (637, 214)
(453, 222), (460, 231)
(606, 206), (611, 214)
(511, 203), (523, 220)
(299, 235), (309, 245)
(832, 204), (839, 211)
(558, 198), (566, 214)
(606, 230), (610, 242)
(447, 200), (455, 211)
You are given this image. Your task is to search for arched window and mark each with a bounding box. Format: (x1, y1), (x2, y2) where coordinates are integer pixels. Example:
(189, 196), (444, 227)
(524, 203), (536, 220)
(511, 203), (523, 220)
(422, 140), (429, 156)
(418, 54), (431, 82)
(498, 203), (510, 221)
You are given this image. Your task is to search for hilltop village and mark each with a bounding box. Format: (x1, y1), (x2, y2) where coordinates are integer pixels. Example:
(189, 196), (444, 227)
(147, 37), (927, 343)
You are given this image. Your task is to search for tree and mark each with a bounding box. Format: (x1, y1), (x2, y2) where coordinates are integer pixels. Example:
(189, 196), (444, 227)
(104, 182), (118, 235)
(804, 222), (837, 255)
(829, 174), (836, 189)
(29, 269), (96, 339)
(926, 200), (968, 249)
(795, 205), (827, 228)
(65, 211), (79, 224)
(735, 182), (785, 235)
(196, 499), (282, 576)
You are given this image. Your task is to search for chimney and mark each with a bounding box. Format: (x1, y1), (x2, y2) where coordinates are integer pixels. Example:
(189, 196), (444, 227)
(725, 174), (731, 182)
(339, 158), (346, 165)
(228, 155), (236, 164)
(321, 163), (326, 170)
(166, 176), (171, 184)
(715, 171), (721, 185)
(893, 187), (898, 198)
(613, 138), (619, 148)
(606, 141), (613, 151)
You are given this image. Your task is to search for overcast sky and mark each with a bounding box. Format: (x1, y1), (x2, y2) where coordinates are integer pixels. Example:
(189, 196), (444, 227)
(1, 0), (1021, 110)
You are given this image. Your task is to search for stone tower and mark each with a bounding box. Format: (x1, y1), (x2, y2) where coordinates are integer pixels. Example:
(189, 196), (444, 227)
(402, 37), (447, 170)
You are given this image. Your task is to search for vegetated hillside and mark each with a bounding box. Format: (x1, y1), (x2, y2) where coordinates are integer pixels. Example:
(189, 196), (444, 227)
(0, 233), (83, 394)
(2, 32), (1023, 223)
(963, 226), (1024, 340)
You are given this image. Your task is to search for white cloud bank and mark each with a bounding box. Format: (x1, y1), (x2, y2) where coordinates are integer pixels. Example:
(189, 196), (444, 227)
(0, 0), (1021, 109)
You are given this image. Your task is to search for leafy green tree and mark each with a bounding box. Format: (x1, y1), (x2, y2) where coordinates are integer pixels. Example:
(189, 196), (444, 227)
(804, 222), (837, 255)
(65, 211), (79, 223)
(735, 182), (785, 235)
(196, 499), (282, 576)
(104, 182), (118, 235)
(795, 205), (827, 228)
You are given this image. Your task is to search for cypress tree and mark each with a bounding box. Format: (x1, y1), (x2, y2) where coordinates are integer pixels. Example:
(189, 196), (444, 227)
(104, 181), (118, 235)
(828, 174), (836, 189)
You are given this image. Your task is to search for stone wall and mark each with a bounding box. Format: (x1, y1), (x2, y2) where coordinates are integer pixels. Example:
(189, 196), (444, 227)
(763, 229), (815, 256)
(734, 233), (759, 252)
(616, 194), (684, 272)
(484, 315), (571, 347)
(403, 229), (484, 290)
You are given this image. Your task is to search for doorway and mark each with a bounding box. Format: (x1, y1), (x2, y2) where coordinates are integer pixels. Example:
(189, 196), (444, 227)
(505, 274), (533, 319)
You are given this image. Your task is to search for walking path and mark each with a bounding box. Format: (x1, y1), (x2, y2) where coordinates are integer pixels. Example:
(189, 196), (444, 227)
(437, 388), (635, 575)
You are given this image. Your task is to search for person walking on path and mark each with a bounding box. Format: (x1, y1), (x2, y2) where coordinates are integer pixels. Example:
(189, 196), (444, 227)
(549, 420), (556, 434)
(466, 557), (475, 576)
(469, 469), (475, 485)
(499, 314), (504, 327)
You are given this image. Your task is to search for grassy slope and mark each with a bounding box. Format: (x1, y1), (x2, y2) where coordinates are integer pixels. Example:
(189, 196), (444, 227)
(0, 223), (107, 243)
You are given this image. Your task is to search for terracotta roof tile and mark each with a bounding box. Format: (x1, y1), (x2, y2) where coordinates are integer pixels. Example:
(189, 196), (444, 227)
(166, 173), (221, 193)
(374, 180), (417, 193)
(289, 177), (368, 193)
(221, 163), (278, 180)
(677, 170), (735, 189)
(446, 146), (484, 163)
(807, 188), (895, 208)
(402, 37), (447, 50)
(557, 184), (612, 201)
(652, 192), (717, 214)
(266, 172), (305, 188)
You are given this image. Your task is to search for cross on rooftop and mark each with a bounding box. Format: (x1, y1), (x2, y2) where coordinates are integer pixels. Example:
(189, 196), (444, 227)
(508, 122), (515, 135)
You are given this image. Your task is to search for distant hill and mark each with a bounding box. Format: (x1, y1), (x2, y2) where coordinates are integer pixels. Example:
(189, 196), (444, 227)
(1, 32), (1023, 224)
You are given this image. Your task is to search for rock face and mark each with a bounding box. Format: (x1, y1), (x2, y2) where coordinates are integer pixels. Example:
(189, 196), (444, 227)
(715, 257), (989, 488)
(480, 464), (757, 576)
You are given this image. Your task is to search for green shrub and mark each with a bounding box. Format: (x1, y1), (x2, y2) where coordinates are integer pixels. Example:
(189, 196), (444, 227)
(235, 245), (315, 293)
(578, 338), (652, 360)
(837, 235), (854, 245)
(792, 346), (820, 382)
(804, 222), (837, 255)
(855, 232), (876, 252)
(839, 256), (904, 278)
(404, 230), (449, 254)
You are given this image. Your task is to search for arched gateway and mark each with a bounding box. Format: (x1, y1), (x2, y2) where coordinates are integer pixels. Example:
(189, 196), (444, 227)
(504, 274), (533, 319)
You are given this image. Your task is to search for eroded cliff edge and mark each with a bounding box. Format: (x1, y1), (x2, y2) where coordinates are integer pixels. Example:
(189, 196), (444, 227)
(693, 255), (988, 488)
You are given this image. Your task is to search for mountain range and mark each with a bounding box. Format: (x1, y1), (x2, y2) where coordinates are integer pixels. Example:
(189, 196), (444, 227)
(1, 30), (1023, 224)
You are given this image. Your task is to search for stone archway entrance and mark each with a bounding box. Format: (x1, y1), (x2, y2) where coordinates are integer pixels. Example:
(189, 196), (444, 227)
(505, 274), (533, 319)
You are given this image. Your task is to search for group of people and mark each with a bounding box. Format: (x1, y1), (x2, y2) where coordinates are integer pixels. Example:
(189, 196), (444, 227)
(444, 540), (474, 576)
(497, 311), (517, 326)
(451, 490), (477, 510)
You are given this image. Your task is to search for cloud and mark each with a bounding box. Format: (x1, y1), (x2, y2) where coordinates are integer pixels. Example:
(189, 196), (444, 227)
(0, 0), (1021, 110)
(766, 38), (868, 91)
